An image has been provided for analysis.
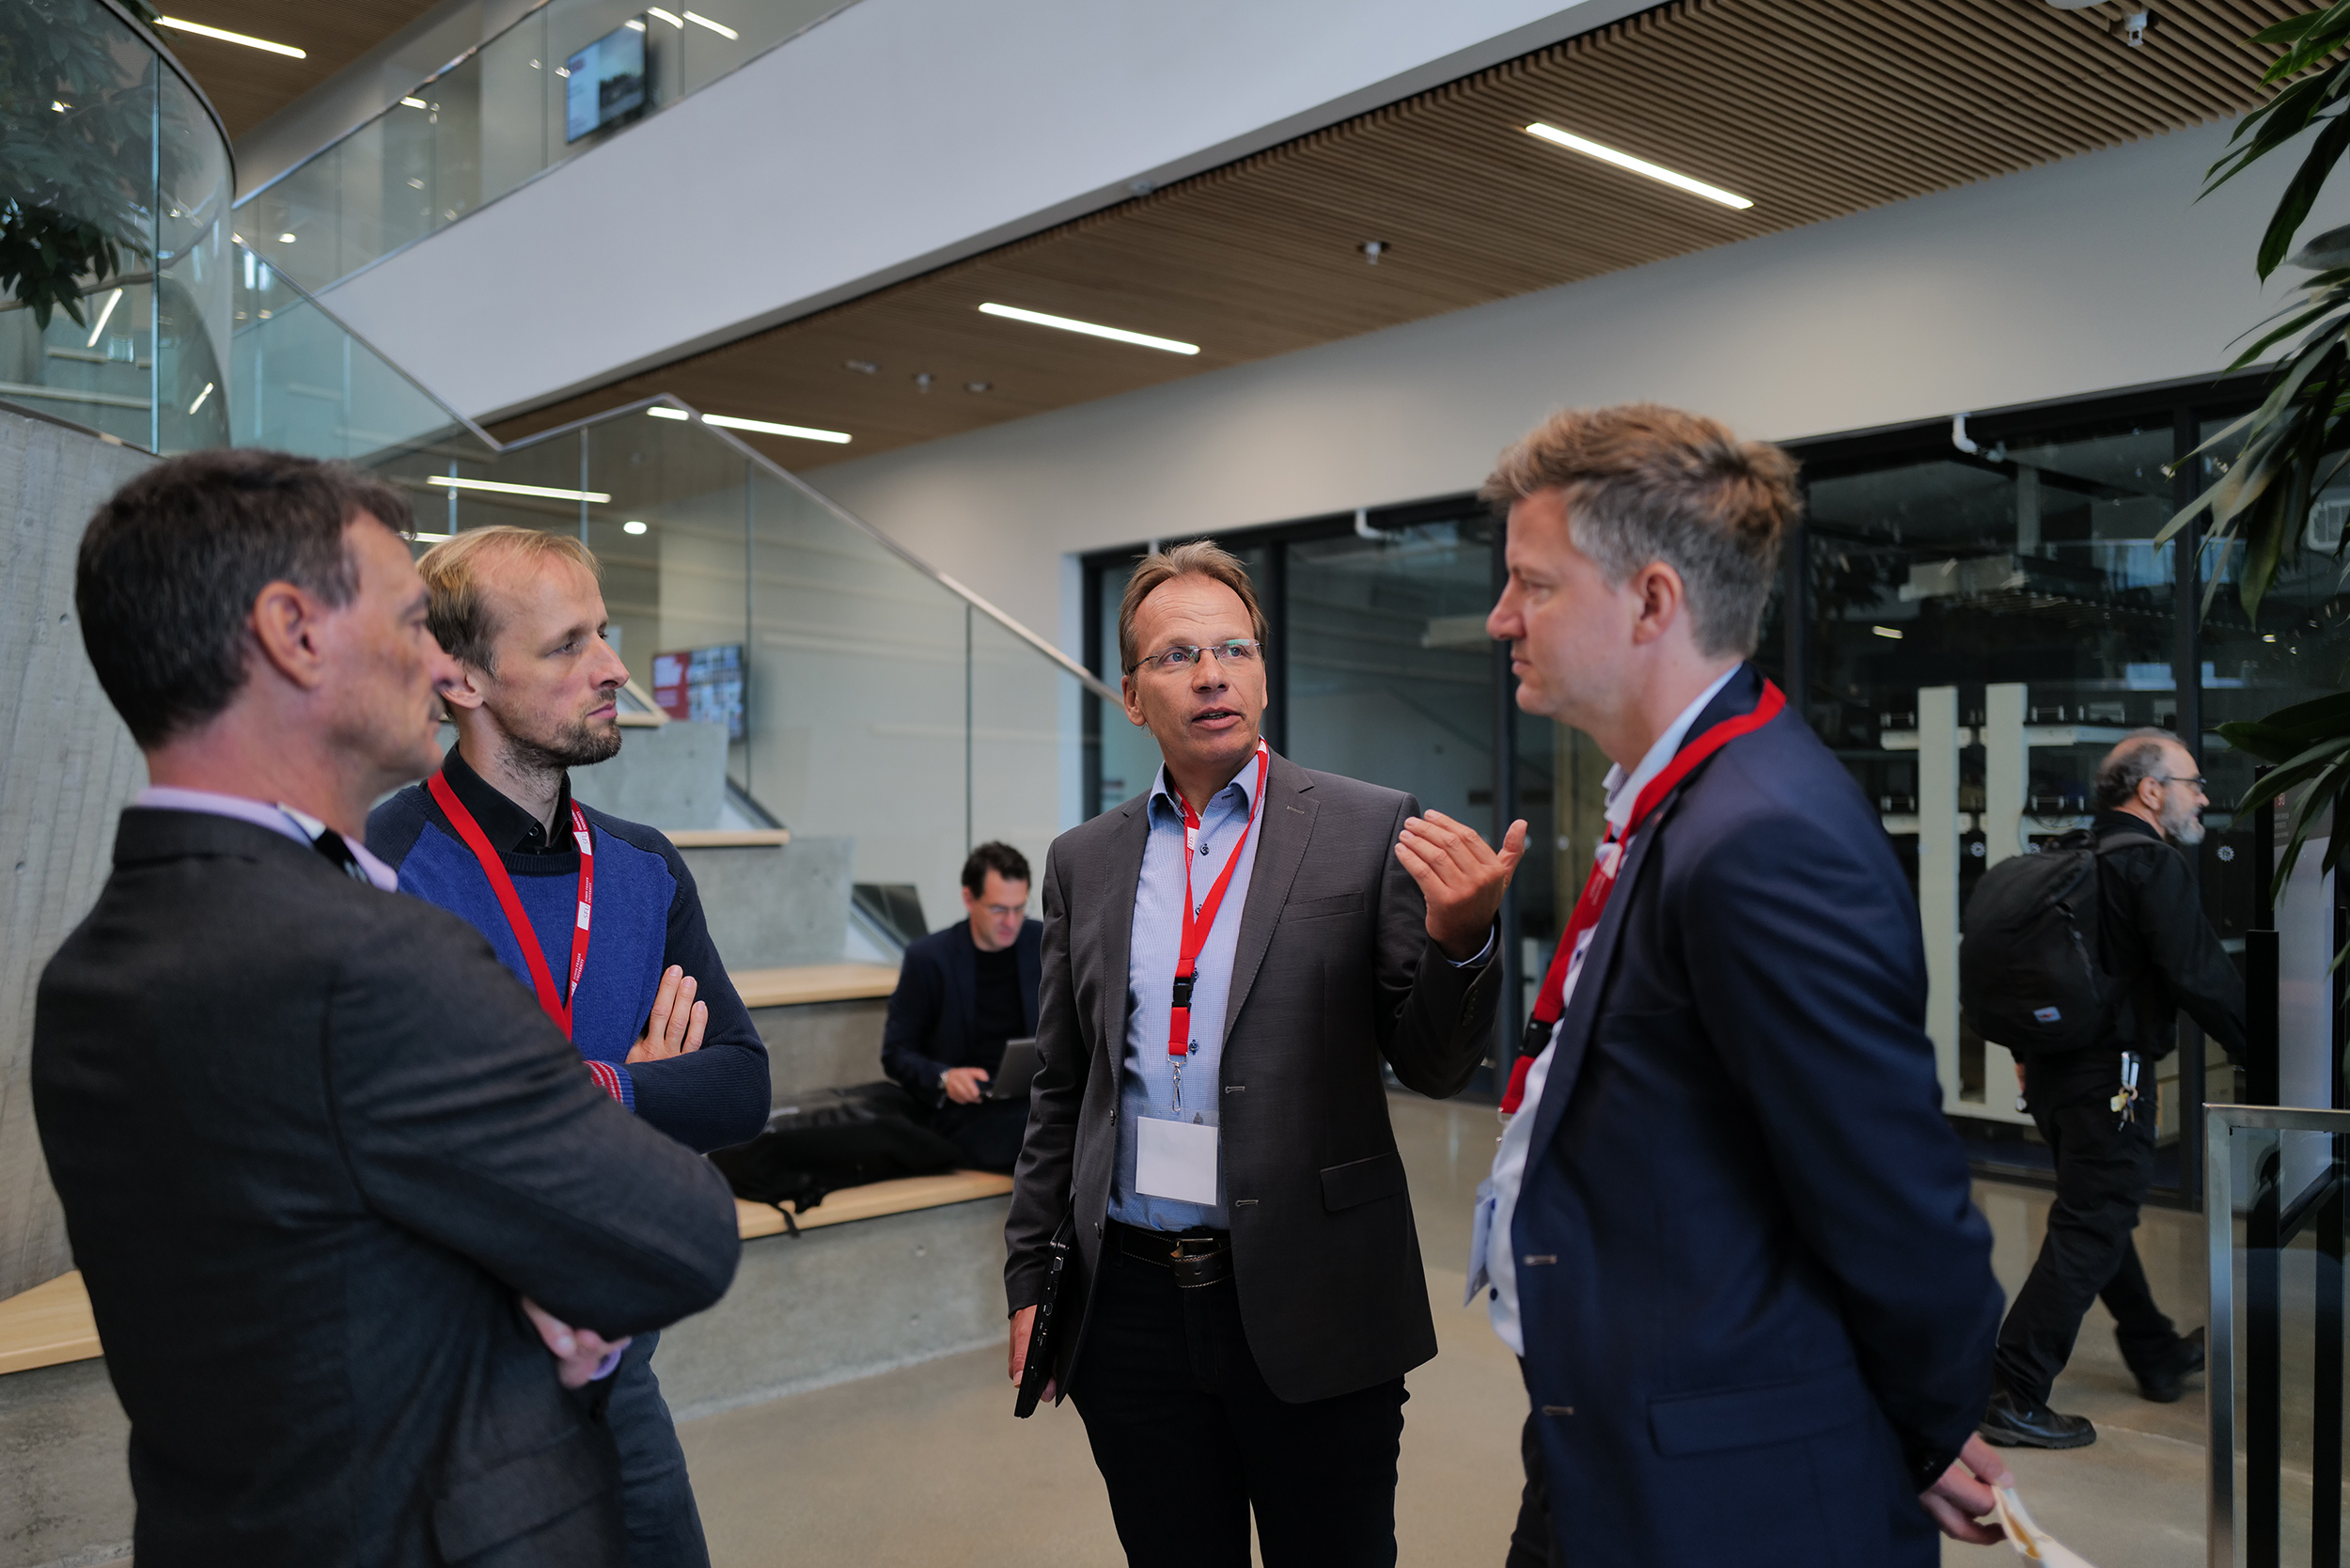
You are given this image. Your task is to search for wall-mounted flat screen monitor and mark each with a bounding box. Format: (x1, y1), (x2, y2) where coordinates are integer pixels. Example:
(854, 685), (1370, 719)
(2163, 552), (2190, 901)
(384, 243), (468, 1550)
(564, 20), (647, 143)
(651, 643), (744, 741)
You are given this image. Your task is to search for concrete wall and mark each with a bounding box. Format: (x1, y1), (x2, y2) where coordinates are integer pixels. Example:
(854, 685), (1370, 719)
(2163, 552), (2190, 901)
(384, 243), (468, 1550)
(681, 838), (854, 970)
(809, 118), (2350, 648)
(0, 411), (151, 1307)
(754, 998), (891, 1106)
(571, 718), (731, 830)
(0, 1357), (130, 1567)
(317, 0), (1640, 419)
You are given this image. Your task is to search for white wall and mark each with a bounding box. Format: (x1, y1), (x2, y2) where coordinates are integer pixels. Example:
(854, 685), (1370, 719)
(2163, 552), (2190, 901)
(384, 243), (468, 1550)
(809, 118), (2344, 647)
(316, 0), (1641, 420)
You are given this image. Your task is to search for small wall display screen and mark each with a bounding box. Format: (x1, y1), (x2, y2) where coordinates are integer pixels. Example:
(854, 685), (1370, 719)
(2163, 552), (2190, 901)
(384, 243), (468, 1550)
(652, 644), (744, 741)
(564, 21), (648, 143)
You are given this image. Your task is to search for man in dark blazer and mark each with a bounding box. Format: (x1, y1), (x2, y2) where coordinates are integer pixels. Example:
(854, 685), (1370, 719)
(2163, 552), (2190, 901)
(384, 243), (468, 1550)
(1004, 541), (1524, 1567)
(881, 840), (1042, 1170)
(34, 450), (741, 1567)
(1476, 404), (2010, 1567)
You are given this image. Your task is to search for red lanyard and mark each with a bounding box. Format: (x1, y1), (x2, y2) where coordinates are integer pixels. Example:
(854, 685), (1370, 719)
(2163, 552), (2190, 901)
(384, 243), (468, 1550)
(1501, 680), (1785, 1112)
(428, 770), (595, 1041)
(1168, 743), (1270, 1061)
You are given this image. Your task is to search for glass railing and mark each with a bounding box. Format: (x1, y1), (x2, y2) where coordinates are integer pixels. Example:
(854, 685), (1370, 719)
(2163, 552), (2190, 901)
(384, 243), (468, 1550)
(235, 0), (856, 294)
(225, 242), (1108, 938)
(2207, 1104), (2349, 1566)
(0, 0), (233, 452)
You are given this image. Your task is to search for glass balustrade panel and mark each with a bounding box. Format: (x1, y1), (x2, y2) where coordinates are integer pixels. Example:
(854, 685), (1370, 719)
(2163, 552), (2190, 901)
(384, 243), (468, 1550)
(154, 61), (231, 454)
(967, 608), (1085, 917)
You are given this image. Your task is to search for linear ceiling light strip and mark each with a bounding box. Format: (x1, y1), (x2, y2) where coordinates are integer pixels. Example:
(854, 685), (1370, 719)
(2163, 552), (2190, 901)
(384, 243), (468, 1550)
(977, 303), (1199, 354)
(155, 17), (306, 56)
(1521, 122), (1751, 208)
(427, 476), (611, 502)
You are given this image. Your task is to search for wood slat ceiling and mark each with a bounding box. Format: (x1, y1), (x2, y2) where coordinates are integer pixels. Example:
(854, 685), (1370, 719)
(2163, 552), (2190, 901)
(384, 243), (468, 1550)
(492, 0), (2301, 467)
(152, 1), (446, 139)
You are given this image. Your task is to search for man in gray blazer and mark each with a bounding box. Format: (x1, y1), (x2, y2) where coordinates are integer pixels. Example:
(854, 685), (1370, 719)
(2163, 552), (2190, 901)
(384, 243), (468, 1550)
(1005, 541), (1523, 1566)
(34, 450), (742, 1567)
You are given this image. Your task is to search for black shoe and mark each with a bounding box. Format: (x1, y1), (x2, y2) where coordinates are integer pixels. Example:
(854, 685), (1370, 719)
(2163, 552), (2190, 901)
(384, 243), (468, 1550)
(2133, 1326), (2206, 1404)
(1980, 1387), (2097, 1449)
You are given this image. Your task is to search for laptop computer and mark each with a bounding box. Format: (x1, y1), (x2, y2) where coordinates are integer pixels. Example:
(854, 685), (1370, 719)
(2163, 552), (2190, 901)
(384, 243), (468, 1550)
(988, 1038), (1041, 1102)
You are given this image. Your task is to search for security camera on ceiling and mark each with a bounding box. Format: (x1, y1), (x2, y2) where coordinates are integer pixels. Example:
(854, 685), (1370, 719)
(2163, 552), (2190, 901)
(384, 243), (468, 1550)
(2044, 1), (2153, 47)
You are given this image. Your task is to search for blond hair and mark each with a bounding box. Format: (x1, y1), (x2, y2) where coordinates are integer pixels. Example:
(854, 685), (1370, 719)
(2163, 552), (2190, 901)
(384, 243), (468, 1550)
(1117, 541), (1268, 672)
(415, 525), (600, 673)
(1482, 403), (1799, 657)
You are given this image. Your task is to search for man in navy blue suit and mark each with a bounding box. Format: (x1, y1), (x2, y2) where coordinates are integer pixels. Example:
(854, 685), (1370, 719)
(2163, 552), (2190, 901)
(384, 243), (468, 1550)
(880, 840), (1043, 1170)
(1471, 404), (2012, 1566)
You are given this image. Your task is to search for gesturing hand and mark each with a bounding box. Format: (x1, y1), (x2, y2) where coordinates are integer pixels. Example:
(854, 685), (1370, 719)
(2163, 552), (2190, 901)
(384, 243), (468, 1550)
(521, 1296), (630, 1389)
(626, 964), (706, 1064)
(1918, 1435), (2011, 1544)
(1394, 810), (1528, 961)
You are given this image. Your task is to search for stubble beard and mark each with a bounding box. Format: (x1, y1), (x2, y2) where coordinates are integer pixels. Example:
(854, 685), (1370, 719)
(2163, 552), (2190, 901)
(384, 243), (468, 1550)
(497, 707), (623, 781)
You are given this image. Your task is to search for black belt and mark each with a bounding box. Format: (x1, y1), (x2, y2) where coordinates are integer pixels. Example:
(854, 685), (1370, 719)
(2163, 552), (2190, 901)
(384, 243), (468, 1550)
(1110, 1220), (1232, 1289)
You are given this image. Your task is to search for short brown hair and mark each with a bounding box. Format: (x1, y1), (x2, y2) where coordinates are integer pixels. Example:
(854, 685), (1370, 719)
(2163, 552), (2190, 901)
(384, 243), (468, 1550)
(1117, 541), (1267, 673)
(75, 449), (411, 747)
(415, 525), (600, 673)
(962, 840), (1031, 897)
(1481, 403), (1799, 658)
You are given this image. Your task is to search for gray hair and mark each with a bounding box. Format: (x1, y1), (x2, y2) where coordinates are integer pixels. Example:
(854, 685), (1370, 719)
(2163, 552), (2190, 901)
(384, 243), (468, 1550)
(1480, 402), (1801, 658)
(2093, 729), (2185, 809)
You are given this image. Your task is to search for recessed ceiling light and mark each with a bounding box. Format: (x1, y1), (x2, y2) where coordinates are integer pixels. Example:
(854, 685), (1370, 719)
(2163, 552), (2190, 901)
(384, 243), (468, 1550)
(277, 232), (297, 243)
(844, 359), (879, 374)
(156, 16), (306, 57)
(1522, 122), (1753, 210)
(427, 476), (612, 502)
(1871, 624), (1904, 640)
(702, 413), (852, 444)
(978, 303), (1198, 355)
(401, 96), (428, 109)
(623, 520), (648, 535)
(683, 11), (738, 39)
(965, 382), (992, 393)
(647, 406), (691, 420)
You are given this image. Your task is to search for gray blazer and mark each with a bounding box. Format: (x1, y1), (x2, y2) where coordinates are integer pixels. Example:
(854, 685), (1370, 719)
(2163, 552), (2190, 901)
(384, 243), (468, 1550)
(1005, 751), (1501, 1403)
(34, 810), (743, 1568)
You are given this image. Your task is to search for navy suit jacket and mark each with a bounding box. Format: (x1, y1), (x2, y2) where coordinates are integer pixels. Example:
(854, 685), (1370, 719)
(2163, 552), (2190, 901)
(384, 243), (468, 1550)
(1512, 666), (2000, 1568)
(880, 919), (1042, 1100)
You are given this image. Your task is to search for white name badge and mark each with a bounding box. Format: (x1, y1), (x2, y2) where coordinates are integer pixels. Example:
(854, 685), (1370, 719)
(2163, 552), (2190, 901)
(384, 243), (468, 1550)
(1465, 1175), (1496, 1307)
(1136, 1116), (1220, 1205)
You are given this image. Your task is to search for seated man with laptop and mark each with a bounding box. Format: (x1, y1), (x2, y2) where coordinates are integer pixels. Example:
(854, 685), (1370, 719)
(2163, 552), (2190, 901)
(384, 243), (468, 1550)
(880, 841), (1042, 1170)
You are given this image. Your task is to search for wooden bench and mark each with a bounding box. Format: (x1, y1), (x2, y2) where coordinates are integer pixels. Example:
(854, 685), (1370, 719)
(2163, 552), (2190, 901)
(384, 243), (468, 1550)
(731, 963), (897, 1009)
(0, 1168), (1011, 1378)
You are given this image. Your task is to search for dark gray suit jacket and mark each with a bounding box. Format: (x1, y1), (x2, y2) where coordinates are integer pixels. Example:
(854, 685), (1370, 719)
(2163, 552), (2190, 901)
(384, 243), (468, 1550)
(1004, 751), (1501, 1403)
(33, 810), (743, 1568)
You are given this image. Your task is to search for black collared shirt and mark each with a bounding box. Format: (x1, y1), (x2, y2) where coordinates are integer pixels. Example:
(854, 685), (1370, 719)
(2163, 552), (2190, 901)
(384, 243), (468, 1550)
(438, 746), (577, 857)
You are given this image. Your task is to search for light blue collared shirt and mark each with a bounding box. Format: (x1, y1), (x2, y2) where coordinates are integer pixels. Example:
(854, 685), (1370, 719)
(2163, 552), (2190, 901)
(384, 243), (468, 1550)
(1109, 752), (1270, 1231)
(135, 786), (400, 891)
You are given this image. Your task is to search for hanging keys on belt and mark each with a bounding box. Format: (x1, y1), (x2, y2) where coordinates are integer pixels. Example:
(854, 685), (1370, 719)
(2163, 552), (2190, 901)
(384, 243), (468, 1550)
(2109, 1051), (2140, 1128)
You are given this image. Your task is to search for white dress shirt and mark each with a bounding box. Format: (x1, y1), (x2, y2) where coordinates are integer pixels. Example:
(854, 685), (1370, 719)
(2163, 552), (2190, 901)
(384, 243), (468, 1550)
(1480, 665), (1739, 1356)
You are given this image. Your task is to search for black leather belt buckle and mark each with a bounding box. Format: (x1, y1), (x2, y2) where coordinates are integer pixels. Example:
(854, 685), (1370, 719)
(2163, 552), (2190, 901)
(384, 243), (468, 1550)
(1168, 1243), (1231, 1290)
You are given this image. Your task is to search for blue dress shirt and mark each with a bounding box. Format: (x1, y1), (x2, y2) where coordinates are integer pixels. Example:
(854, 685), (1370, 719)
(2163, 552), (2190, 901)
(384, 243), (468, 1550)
(1109, 754), (1268, 1232)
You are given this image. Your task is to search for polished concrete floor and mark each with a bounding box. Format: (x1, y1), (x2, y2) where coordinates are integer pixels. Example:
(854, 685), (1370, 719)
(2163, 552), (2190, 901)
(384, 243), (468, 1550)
(678, 1093), (2213, 1566)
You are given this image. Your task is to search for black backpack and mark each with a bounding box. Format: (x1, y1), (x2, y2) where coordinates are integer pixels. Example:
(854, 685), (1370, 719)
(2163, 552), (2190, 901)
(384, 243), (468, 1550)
(707, 1082), (964, 1222)
(1958, 830), (2152, 1058)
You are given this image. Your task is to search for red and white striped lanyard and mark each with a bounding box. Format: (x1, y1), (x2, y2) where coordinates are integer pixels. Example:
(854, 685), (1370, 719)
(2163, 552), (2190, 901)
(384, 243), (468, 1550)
(1167, 742), (1269, 1105)
(427, 770), (595, 1040)
(1499, 680), (1785, 1113)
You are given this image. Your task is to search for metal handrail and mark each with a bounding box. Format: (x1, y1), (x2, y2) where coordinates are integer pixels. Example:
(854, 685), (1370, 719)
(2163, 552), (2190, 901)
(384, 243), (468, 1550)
(2206, 1103), (2350, 1568)
(233, 254), (1113, 703)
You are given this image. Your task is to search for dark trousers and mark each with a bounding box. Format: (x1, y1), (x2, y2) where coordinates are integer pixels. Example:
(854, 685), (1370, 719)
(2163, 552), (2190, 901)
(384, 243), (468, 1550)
(1507, 1408), (1563, 1568)
(933, 1095), (1029, 1171)
(1993, 1052), (2181, 1406)
(607, 1330), (711, 1568)
(1069, 1241), (1408, 1567)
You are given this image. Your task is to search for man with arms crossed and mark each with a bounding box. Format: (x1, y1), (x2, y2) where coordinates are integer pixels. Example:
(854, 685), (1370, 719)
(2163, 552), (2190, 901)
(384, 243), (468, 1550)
(1477, 405), (2010, 1566)
(881, 840), (1042, 1171)
(1005, 541), (1523, 1566)
(36, 451), (740, 1567)
(368, 525), (770, 1568)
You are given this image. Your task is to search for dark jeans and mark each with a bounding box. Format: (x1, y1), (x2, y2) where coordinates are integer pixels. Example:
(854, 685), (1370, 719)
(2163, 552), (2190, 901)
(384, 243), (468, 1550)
(1993, 1052), (2181, 1406)
(608, 1330), (711, 1568)
(1506, 1408), (1563, 1568)
(1069, 1241), (1408, 1567)
(933, 1095), (1029, 1171)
